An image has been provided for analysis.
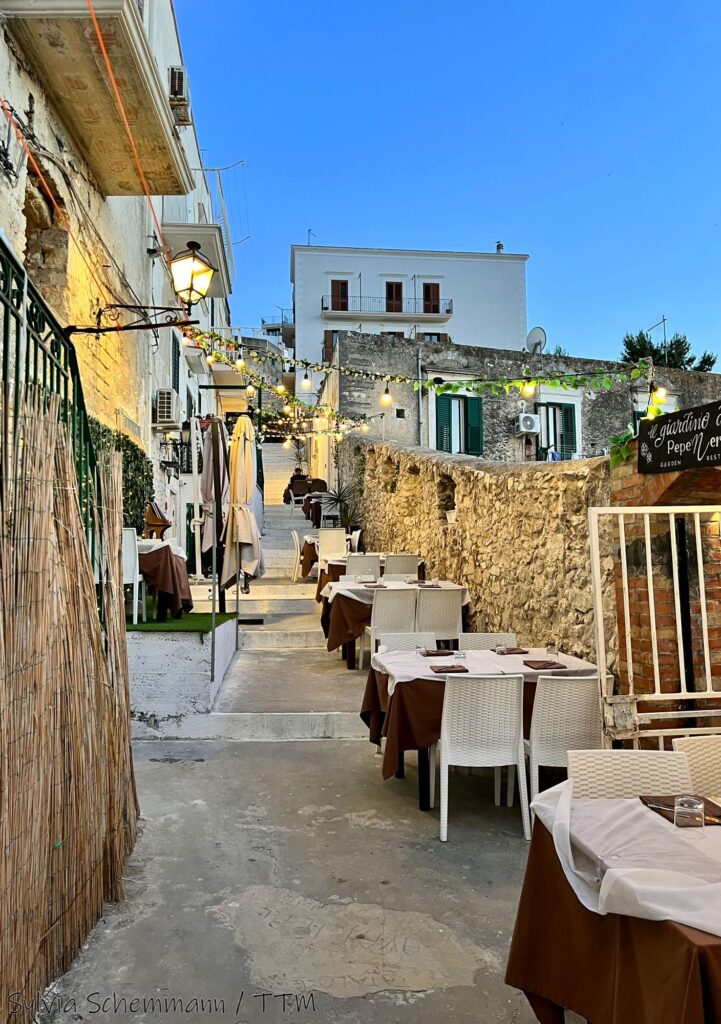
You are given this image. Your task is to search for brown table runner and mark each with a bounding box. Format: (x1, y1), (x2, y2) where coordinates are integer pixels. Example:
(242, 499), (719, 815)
(326, 592), (372, 651)
(301, 540), (318, 579)
(361, 668), (542, 782)
(505, 820), (721, 1024)
(138, 546), (193, 620)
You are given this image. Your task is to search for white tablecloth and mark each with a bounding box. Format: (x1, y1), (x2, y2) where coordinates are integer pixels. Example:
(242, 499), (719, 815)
(533, 780), (721, 937)
(371, 647), (597, 696)
(322, 579), (471, 612)
(137, 538), (187, 560)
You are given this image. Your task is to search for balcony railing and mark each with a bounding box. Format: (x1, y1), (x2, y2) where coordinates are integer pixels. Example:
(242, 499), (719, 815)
(261, 308), (294, 325)
(321, 295), (453, 316)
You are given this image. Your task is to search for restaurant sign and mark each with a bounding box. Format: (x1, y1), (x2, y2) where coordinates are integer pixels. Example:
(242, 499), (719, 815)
(638, 399), (721, 474)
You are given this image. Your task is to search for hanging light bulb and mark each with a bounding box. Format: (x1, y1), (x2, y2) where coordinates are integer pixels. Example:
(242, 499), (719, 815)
(245, 383), (256, 399)
(651, 382), (668, 403)
(235, 354), (245, 371)
(301, 371), (312, 392)
(334, 431), (344, 442)
(282, 437), (292, 449)
(276, 383), (286, 395)
(380, 384), (393, 407)
(360, 420), (370, 433)
(283, 403), (292, 415)
(206, 352), (217, 365)
(520, 381), (536, 398)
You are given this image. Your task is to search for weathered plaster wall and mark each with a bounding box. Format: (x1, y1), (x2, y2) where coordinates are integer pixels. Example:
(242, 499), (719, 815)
(340, 439), (617, 664)
(334, 332), (721, 460)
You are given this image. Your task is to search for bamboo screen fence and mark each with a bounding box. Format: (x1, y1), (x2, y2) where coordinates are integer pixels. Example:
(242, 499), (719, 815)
(0, 389), (138, 1022)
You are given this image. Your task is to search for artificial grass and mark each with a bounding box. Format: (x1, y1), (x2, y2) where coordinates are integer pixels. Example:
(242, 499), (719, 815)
(126, 612), (236, 634)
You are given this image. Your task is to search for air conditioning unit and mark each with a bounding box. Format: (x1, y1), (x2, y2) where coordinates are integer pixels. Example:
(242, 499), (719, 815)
(168, 66), (192, 126)
(515, 413), (541, 436)
(153, 388), (182, 429)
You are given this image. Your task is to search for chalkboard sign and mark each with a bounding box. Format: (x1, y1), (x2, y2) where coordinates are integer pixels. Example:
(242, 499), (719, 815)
(638, 399), (721, 474)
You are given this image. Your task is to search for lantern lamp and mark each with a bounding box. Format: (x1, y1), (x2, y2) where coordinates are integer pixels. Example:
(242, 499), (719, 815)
(180, 420), (191, 445)
(170, 241), (217, 310)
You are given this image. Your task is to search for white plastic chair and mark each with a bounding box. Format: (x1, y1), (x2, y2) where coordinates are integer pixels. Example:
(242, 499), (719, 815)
(288, 481), (308, 519)
(290, 530), (302, 583)
(415, 588), (463, 644)
(122, 527), (147, 624)
(359, 589), (417, 669)
(384, 553), (421, 576)
(459, 632), (517, 650)
(438, 674), (530, 842)
(378, 631), (435, 652)
(567, 749), (692, 799)
(346, 553), (381, 578)
(320, 500), (341, 527)
(672, 736), (721, 795)
(383, 574), (410, 582)
(318, 528), (347, 571)
(525, 675), (602, 802)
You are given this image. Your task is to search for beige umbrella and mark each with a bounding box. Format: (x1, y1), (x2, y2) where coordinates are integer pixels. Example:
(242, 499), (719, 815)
(221, 414), (265, 588)
(200, 419), (229, 553)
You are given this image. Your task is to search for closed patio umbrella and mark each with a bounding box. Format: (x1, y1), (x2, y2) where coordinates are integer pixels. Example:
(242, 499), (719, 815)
(200, 417), (229, 553)
(221, 413), (265, 588)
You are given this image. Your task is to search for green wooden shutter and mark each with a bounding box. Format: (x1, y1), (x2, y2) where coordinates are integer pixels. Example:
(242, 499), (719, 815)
(436, 394), (452, 452)
(560, 403), (577, 458)
(464, 397), (483, 455)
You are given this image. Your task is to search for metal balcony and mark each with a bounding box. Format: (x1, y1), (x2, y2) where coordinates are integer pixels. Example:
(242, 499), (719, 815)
(321, 295), (453, 319)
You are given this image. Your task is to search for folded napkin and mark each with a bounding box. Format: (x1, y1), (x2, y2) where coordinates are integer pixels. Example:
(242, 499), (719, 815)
(523, 659), (566, 670)
(363, 583), (387, 589)
(431, 664), (468, 674)
(419, 649), (455, 657)
(640, 795), (721, 826)
(495, 647), (530, 655)
(418, 583), (441, 589)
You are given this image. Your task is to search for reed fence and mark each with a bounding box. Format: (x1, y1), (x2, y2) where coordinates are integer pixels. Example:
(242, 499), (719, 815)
(0, 388), (138, 1022)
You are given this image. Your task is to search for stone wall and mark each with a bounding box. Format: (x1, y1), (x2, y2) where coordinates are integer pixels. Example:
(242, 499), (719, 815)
(334, 332), (721, 460)
(339, 439), (616, 663)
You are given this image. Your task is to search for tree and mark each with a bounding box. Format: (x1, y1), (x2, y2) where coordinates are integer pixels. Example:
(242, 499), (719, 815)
(620, 330), (717, 373)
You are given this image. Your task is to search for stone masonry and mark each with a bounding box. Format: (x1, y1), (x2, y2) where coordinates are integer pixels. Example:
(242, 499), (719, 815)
(340, 438), (616, 664)
(332, 331), (721, 460)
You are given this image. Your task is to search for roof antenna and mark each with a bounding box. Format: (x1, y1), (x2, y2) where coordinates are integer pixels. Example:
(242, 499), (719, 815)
(307, 228), (316, 245)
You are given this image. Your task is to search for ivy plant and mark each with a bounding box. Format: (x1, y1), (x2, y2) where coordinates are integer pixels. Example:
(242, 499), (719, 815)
(89, 418), (154, 533)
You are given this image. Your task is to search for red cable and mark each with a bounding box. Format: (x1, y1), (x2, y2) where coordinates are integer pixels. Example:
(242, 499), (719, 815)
(0, 96), (111, 302)
(85, 0), (188, 312)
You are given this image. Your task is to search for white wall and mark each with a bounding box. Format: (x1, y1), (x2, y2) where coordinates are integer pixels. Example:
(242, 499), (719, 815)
(291, 246), (528, 399)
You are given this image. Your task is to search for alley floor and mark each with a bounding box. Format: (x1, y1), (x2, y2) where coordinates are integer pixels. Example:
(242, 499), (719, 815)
(46, 446), (537, 1024)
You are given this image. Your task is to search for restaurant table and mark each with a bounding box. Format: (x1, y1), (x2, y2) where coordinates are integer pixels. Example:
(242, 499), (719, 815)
(323, 580), (471, 671)
(314, 556), (426, 601)
(138, 543), (193, 621)
(361, 647), (596, 808)
(506, 795), (721, 1024)
(300, 535), (320, 578)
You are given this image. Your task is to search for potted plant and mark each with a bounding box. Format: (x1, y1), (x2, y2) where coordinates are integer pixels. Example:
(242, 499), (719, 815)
(292, 438), (307, 473)
(324, 480), (362, 532)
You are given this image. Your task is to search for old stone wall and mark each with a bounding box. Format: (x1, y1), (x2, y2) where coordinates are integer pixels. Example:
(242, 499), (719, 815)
(334, 332), (721, 460)
(339, 439), (617, 663)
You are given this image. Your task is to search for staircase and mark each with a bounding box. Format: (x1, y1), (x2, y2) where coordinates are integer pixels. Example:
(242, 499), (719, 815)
(175, 443), (366, 741)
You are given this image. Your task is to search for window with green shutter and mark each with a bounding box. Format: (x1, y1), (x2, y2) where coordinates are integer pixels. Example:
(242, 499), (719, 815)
(535, 402), (578, 460)
(464, 396), (483, 455)
(436, 394), (452, 452)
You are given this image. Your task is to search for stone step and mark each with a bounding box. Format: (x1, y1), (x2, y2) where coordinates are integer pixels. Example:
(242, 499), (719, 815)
(190, 581), (315, 600)
(132, 712), (367, 741)
(237, 628), (326, 650)
(192, 597), (318, 616)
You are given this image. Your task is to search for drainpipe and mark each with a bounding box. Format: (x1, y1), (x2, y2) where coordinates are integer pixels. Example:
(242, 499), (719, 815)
(417, 346), (423, 445)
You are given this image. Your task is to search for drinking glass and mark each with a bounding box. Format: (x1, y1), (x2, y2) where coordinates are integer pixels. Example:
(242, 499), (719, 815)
(546, 643), (559, 659)
(495, 644), (508, 655)
(674, 795), (705, 829)
(456, 650), (466, 661)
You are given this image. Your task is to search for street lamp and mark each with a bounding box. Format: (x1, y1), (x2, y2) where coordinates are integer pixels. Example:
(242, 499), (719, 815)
(170, 241), (217, 311)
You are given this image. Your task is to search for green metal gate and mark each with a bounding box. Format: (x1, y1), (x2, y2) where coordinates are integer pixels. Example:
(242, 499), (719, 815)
(0, 233), (100, 537)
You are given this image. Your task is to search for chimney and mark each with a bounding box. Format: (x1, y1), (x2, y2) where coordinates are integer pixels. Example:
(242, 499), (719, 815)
(496, 240), (504, 254)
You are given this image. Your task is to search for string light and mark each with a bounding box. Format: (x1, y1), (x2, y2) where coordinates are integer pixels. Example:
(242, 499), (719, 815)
(276, 383), (286, 395)
(521, 381), (536, 398)
(380, 384), (393, 407)
(206, 353), (217, 365)
(282, 403), (292, 415)
(245, 383), (256, 398)
(360, 420), (370, 433)
(301, 371), (312, 392)
(282, 437), (292, 449)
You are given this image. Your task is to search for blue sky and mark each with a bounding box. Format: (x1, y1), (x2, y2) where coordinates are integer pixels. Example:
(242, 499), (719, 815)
(175, 0), (721, 362)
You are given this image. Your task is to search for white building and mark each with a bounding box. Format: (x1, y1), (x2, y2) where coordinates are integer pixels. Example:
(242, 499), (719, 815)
(290, 244), (528, 398)
(0, 0), (234, 552)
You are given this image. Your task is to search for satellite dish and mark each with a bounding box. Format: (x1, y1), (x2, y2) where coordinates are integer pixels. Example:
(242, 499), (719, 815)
(526, 326), (547, 354)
